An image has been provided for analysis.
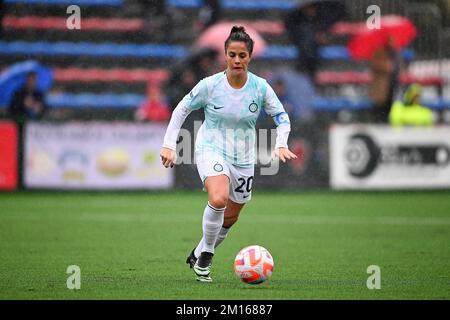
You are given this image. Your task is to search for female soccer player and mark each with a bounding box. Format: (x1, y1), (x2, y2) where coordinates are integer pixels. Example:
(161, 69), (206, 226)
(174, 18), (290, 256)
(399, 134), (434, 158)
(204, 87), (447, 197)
(160, 26), (297, 282)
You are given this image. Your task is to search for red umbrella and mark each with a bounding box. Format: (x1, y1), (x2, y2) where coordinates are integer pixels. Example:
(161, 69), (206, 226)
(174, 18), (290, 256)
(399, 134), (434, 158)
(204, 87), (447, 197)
(348, 15), (417, 60)
(196, 21), (267, 57)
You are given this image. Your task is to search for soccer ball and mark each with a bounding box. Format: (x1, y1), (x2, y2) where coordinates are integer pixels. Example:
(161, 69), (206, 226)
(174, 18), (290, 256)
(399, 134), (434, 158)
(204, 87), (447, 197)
(234, 245), (274, 284)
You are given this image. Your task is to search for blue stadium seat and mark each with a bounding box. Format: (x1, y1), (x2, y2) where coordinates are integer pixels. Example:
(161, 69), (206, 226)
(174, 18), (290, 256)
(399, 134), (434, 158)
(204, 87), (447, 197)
(0, 41), (187, 58)
(312, 97), (449, 111)
(312, 97), (373, 111)
(260, 46), (298, 60)
(221, 0), (297, 10)
(4, 0), (123, 6)
(167, 0), (297, 10)
(36, 93), (449, 111)
(167, 0), (200, 8)
(423, 99), (450, 110)
(0, 41), (415, 61)
(262, 45), (414, 61)
(46, 93), (144, 109)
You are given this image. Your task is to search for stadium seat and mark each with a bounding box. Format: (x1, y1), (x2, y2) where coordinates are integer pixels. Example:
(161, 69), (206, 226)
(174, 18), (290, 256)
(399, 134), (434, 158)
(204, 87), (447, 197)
(312, 97), (373, 111)
(3, 15), (284, 35)
(0, 41), (187, 58)
(34, 93), (449, 110)
(316, 71), (445, 87)
(330, 21), (369, 36)
(53, 68), (170, 83)
(260, 45), (413, 61)
(46, 93), (144, 108)
(52, 67), (443, 87)
(4, 0), (123, 6)
(221, 0), (297, 10)
(167, 0), (297, 10)
(1, 16), (397, 38)
(233, 20), (285, 35)
(0, 40), (415, 61)
(2, 16), (143, 32)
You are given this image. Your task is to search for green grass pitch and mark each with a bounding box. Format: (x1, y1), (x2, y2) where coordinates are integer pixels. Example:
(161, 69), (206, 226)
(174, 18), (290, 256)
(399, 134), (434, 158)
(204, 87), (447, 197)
(0, 190), (449, 299)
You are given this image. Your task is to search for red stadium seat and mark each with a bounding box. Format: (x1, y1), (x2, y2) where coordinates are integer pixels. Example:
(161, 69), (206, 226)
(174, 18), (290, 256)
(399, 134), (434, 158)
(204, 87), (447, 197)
(229, 20), (285, 35)
(3, 16), (144, 32)
(330, 22), (368, 36)
(52, 68), (444, 88)
(53, 68), (170, 84)
(3, 15), (285, 34)
(315, 71), (445, 87)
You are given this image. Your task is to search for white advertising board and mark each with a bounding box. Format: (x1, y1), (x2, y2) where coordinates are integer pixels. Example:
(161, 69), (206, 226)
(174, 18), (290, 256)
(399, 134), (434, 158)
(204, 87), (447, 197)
(25, 122), (174, 189)
(330, 124), (450, 189)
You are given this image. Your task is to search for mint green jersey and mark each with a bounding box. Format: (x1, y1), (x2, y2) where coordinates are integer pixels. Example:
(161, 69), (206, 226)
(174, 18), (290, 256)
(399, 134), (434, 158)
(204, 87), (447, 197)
(181, 71), (289, 168)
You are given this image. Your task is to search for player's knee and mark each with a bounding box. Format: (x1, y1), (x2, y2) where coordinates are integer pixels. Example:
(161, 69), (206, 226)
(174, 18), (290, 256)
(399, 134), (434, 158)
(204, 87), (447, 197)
(209, 193), (228, 209)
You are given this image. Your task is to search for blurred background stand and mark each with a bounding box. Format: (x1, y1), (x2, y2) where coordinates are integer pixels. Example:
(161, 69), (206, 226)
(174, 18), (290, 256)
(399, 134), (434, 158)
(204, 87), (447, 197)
(284, 0), (347, 79)
(348, 15), (417, 123)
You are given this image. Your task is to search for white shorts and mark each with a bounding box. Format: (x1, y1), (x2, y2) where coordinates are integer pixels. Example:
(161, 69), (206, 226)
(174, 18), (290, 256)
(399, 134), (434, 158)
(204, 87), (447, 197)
(196, 154), (254, 204)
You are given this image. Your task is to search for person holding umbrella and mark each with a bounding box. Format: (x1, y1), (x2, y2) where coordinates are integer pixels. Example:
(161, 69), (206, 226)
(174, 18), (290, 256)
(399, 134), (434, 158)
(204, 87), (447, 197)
(8, 71), (47, 189)
(348, 15), (417, 123)
(1, 61), (52, 189)
(9, 71), (47, 122)
(1, 60), (53, 119)
(368, 36), (402, 123)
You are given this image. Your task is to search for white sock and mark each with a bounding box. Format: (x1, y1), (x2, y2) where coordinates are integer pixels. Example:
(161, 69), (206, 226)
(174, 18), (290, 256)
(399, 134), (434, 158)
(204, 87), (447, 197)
(199, 202), (225, 254)
(194, 238), (204, 259)
(214, 226), (230, 249)
(194, 226), (230, 258)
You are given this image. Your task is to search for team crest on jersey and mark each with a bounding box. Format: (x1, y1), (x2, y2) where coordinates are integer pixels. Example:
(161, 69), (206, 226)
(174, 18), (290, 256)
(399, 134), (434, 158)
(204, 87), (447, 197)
(249, 101), (258, 113)
(213, 163), (223, 172)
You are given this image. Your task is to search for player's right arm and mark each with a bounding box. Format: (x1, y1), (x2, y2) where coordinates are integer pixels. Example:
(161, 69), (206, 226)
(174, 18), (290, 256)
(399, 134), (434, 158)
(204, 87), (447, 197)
(160, 79), (207, 168)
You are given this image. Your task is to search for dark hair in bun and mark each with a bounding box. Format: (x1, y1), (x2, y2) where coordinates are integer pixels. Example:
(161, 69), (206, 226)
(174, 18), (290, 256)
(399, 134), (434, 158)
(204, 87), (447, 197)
(224, 26), (254, 56)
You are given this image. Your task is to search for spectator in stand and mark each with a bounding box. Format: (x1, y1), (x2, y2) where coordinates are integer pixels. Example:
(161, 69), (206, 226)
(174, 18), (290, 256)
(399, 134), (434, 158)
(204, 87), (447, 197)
(166, 68), (198, 111)
(9, 72), (47, 122)
(8, 71), (48, 189)
(389, 84), (434, 127)
(165, 48), (218, 111)
(194, 0), (221, 32)
(269, 68), (316, 122)
(272, 79), (296, 119)
(284, 2), (326, 80)
(369, 37), (402, 123)
(192, 47), (219, 80)
(140, 0), (173, 42)
(135, 84), (171, 122)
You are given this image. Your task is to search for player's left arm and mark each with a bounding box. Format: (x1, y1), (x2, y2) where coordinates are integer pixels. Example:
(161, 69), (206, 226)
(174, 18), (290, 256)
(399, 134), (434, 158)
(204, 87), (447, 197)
(263, 81), (298, 163)
(271, 112), (298, 163)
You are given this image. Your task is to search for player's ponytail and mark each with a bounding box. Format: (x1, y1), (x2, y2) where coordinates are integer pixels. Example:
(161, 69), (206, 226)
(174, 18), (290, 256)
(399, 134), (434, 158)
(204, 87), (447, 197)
(224, 25), (254, 56)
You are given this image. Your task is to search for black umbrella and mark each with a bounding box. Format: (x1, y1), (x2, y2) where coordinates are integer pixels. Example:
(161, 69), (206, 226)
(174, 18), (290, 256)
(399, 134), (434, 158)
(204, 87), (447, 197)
(285, 0), (347, 32)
